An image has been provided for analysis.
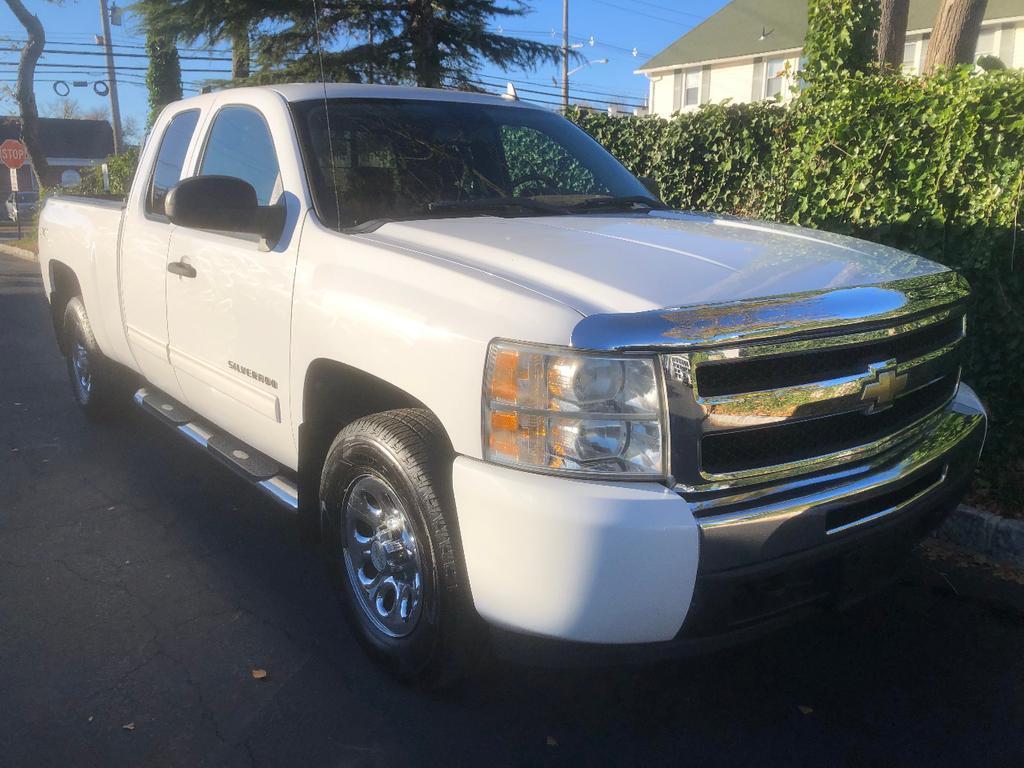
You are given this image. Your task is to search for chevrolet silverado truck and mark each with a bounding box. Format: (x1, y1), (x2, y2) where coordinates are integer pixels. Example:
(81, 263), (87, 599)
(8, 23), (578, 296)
(38, 83), (987, 682)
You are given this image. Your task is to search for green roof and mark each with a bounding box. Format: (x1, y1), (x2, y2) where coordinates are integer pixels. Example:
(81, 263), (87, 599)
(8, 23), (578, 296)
(639, 0), (1024, 71)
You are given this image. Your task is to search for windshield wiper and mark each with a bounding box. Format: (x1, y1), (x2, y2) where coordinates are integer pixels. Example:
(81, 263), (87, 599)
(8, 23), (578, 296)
(566, 195), (666, 213)
(426, 197), (566, 216)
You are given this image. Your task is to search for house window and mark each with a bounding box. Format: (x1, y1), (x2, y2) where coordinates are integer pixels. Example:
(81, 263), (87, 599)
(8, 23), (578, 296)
(684, 69), (701, 106)
(902, 39), (917, 71)
(764, 57), (786, 99)
(975, 27), (997, 62)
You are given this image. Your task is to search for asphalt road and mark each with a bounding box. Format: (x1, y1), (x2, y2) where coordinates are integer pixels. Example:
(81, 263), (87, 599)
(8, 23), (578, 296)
(2, 251), (1023, 768)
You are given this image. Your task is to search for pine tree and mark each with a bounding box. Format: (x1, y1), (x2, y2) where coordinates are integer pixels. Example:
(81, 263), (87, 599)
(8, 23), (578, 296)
(253, 0), (561, 88)
(137, 0), (274, 80)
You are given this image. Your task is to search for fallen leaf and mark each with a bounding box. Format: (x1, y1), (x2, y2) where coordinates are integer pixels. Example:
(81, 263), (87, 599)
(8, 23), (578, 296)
(798, 705), (814, 715)
(546, 736), (558, 747)
(251, 668), (268, 680)
(122, 722), (135, 731)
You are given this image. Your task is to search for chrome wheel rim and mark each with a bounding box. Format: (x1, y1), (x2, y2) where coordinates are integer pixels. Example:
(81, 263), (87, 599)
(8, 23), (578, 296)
(341, 474), (424, 638)
(71, 340), (92, 401)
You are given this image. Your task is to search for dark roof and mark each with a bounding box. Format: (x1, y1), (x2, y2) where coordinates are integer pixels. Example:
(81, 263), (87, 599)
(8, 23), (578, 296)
(639, 0), (1024, 70)
(0, 116), (114, 160)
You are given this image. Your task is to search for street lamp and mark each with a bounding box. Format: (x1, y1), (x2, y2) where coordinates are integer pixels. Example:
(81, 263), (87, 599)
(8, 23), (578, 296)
(567, 58), (608, 78)
(556, 58), (609, 110)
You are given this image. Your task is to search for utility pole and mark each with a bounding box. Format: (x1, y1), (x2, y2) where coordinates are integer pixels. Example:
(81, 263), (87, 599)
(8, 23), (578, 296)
(98, 0), (123, 154)
(561, 0), (569, 112)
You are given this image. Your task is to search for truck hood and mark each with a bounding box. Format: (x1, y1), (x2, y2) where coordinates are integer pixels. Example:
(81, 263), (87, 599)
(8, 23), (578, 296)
(360, 211), (947, 316)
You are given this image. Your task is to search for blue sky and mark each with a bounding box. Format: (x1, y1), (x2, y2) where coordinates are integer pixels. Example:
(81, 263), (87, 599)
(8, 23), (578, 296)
(0, 0), (728, 131)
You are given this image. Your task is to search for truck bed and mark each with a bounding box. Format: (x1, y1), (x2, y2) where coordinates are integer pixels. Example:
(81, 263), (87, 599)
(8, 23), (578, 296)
(38, 195), (131, 368)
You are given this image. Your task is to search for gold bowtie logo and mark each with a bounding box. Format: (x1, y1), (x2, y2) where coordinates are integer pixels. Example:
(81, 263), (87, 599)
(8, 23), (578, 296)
(861, 367), (908, 413)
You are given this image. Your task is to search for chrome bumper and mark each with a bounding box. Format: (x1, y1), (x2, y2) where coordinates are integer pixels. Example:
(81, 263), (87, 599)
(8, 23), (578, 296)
(684, 383), (986, 573)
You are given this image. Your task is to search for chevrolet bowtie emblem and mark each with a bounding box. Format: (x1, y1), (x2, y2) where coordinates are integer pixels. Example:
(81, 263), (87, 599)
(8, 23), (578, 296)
(861, 366), (908, 413)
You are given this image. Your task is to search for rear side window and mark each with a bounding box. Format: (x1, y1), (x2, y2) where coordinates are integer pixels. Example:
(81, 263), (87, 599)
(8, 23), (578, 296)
(147, 109), (199, 216)
(199, 106), (281, 206)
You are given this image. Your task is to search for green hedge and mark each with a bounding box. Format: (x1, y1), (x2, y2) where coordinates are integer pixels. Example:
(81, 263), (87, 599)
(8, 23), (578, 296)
(70, 147), (140, 197)
(569, 69), (1024, 507)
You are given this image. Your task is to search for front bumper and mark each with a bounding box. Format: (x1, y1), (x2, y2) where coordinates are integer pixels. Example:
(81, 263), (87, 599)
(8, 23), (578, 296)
(452, 383), (986, 650)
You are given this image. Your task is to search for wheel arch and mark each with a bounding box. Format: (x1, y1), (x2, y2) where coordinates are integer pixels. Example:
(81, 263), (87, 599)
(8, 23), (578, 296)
(47, 260), (82, 353)
(296, 358), (455, 517)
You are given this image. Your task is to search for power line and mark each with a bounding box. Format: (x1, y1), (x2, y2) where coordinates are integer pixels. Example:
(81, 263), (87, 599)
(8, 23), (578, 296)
(493, 27), (653, 59)
(588, 0), (696, 26)
(606, 0), (710, 21)
(474, 73), (645, 104)
(0, 35), (233, 55)
(24, 47), (234, 63)
(468, 77), (644, 108)
(0, 61), (232, 74)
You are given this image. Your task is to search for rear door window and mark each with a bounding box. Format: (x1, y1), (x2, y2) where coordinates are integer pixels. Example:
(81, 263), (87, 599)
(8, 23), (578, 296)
(147, 109), (200, 216)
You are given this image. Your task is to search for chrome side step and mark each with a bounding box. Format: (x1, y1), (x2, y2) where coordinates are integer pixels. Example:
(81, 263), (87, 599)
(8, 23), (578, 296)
(133, 387), (299, 512)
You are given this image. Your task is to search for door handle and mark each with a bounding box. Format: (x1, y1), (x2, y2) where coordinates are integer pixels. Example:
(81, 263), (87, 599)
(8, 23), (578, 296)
(167, 260), (197, 278)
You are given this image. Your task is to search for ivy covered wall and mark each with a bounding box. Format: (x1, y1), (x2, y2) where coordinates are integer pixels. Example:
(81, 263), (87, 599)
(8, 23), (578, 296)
(569, 68), (1024, 506)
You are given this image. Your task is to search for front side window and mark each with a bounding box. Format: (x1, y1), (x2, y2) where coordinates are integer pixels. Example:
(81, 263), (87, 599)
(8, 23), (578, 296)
(199, 106), (281, 206)
(291, 98), (651, 230)
(147, 109), (199, 216)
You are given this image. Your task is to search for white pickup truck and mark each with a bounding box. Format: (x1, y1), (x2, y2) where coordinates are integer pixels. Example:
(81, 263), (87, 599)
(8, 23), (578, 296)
(39, 83), (987, 682)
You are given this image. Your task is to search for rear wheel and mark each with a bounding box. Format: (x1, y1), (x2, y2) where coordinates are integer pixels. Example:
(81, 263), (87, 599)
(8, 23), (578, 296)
(320, 408), (478, 685)
(63, 297), (124, 420)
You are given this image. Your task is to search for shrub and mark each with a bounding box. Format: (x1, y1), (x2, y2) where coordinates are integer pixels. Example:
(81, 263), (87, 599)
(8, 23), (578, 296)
(70, 147), (140, 197)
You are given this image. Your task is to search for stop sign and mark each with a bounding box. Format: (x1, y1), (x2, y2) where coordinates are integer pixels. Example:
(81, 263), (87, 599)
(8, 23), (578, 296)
(0, 139), (27, 170)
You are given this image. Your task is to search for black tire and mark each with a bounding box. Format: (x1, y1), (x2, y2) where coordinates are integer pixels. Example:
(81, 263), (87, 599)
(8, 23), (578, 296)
(63, 297), (124, 420)
(320, 408), (478, 686)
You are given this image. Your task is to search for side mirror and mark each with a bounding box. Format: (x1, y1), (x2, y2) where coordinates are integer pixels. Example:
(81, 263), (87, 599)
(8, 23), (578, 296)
(165, 175), (285, 241)
(638, 176), (660, 199)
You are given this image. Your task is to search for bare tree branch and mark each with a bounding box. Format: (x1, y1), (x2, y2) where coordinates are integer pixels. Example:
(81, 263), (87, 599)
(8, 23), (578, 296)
(3, 0), (49, 184)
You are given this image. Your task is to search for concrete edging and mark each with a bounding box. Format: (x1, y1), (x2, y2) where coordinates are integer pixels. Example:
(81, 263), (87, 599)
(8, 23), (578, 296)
(0, 243), (37, 262)
(935, 504), (1024, 568)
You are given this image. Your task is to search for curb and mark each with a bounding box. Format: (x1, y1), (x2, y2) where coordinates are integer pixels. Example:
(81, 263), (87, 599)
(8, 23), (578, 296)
(0, 242), (37, 262)
(934, 505), (1024, 568)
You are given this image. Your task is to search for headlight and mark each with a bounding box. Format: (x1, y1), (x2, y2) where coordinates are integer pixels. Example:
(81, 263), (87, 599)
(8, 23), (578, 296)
(482, 340), (667, 477)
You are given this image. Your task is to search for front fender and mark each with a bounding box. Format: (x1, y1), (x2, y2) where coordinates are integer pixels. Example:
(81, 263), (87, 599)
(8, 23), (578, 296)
(289, 216), (583, 458)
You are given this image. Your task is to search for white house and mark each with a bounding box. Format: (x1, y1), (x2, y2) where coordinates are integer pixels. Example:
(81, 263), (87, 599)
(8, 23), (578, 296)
(637, 0), (1024, 118)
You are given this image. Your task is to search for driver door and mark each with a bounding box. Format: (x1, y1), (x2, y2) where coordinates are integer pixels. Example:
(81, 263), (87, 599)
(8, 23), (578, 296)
(164, 103), (298, 464)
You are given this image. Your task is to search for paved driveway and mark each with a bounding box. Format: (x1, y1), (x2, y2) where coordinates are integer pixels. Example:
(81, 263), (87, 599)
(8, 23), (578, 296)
(1, 252), (1022, 767)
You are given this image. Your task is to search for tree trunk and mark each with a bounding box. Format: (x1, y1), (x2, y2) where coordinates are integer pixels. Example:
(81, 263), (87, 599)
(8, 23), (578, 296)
(408, 0), (442, 88)
(231, 25), (250, 80)
(923, 0), (989, 73)
(877, 0), (911, 71)
(3, 0), (49, 186)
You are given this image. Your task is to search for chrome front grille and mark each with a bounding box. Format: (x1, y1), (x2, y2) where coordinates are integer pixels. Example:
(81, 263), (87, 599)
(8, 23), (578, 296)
(665, 306), (966, 492)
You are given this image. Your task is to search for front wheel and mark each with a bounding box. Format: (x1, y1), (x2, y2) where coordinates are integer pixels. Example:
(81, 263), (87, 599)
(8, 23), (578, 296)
(320, 409), (478, 685)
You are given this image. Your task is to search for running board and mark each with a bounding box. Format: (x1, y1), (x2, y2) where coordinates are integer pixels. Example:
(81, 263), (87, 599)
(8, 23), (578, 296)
(134, 387), (299, 512)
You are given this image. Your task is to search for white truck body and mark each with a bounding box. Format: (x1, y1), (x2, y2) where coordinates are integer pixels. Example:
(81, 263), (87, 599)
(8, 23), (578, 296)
(39, 84), (987, 654)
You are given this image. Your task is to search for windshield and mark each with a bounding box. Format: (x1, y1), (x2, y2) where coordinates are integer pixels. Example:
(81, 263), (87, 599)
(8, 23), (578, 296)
(290, 98), (653, 230)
